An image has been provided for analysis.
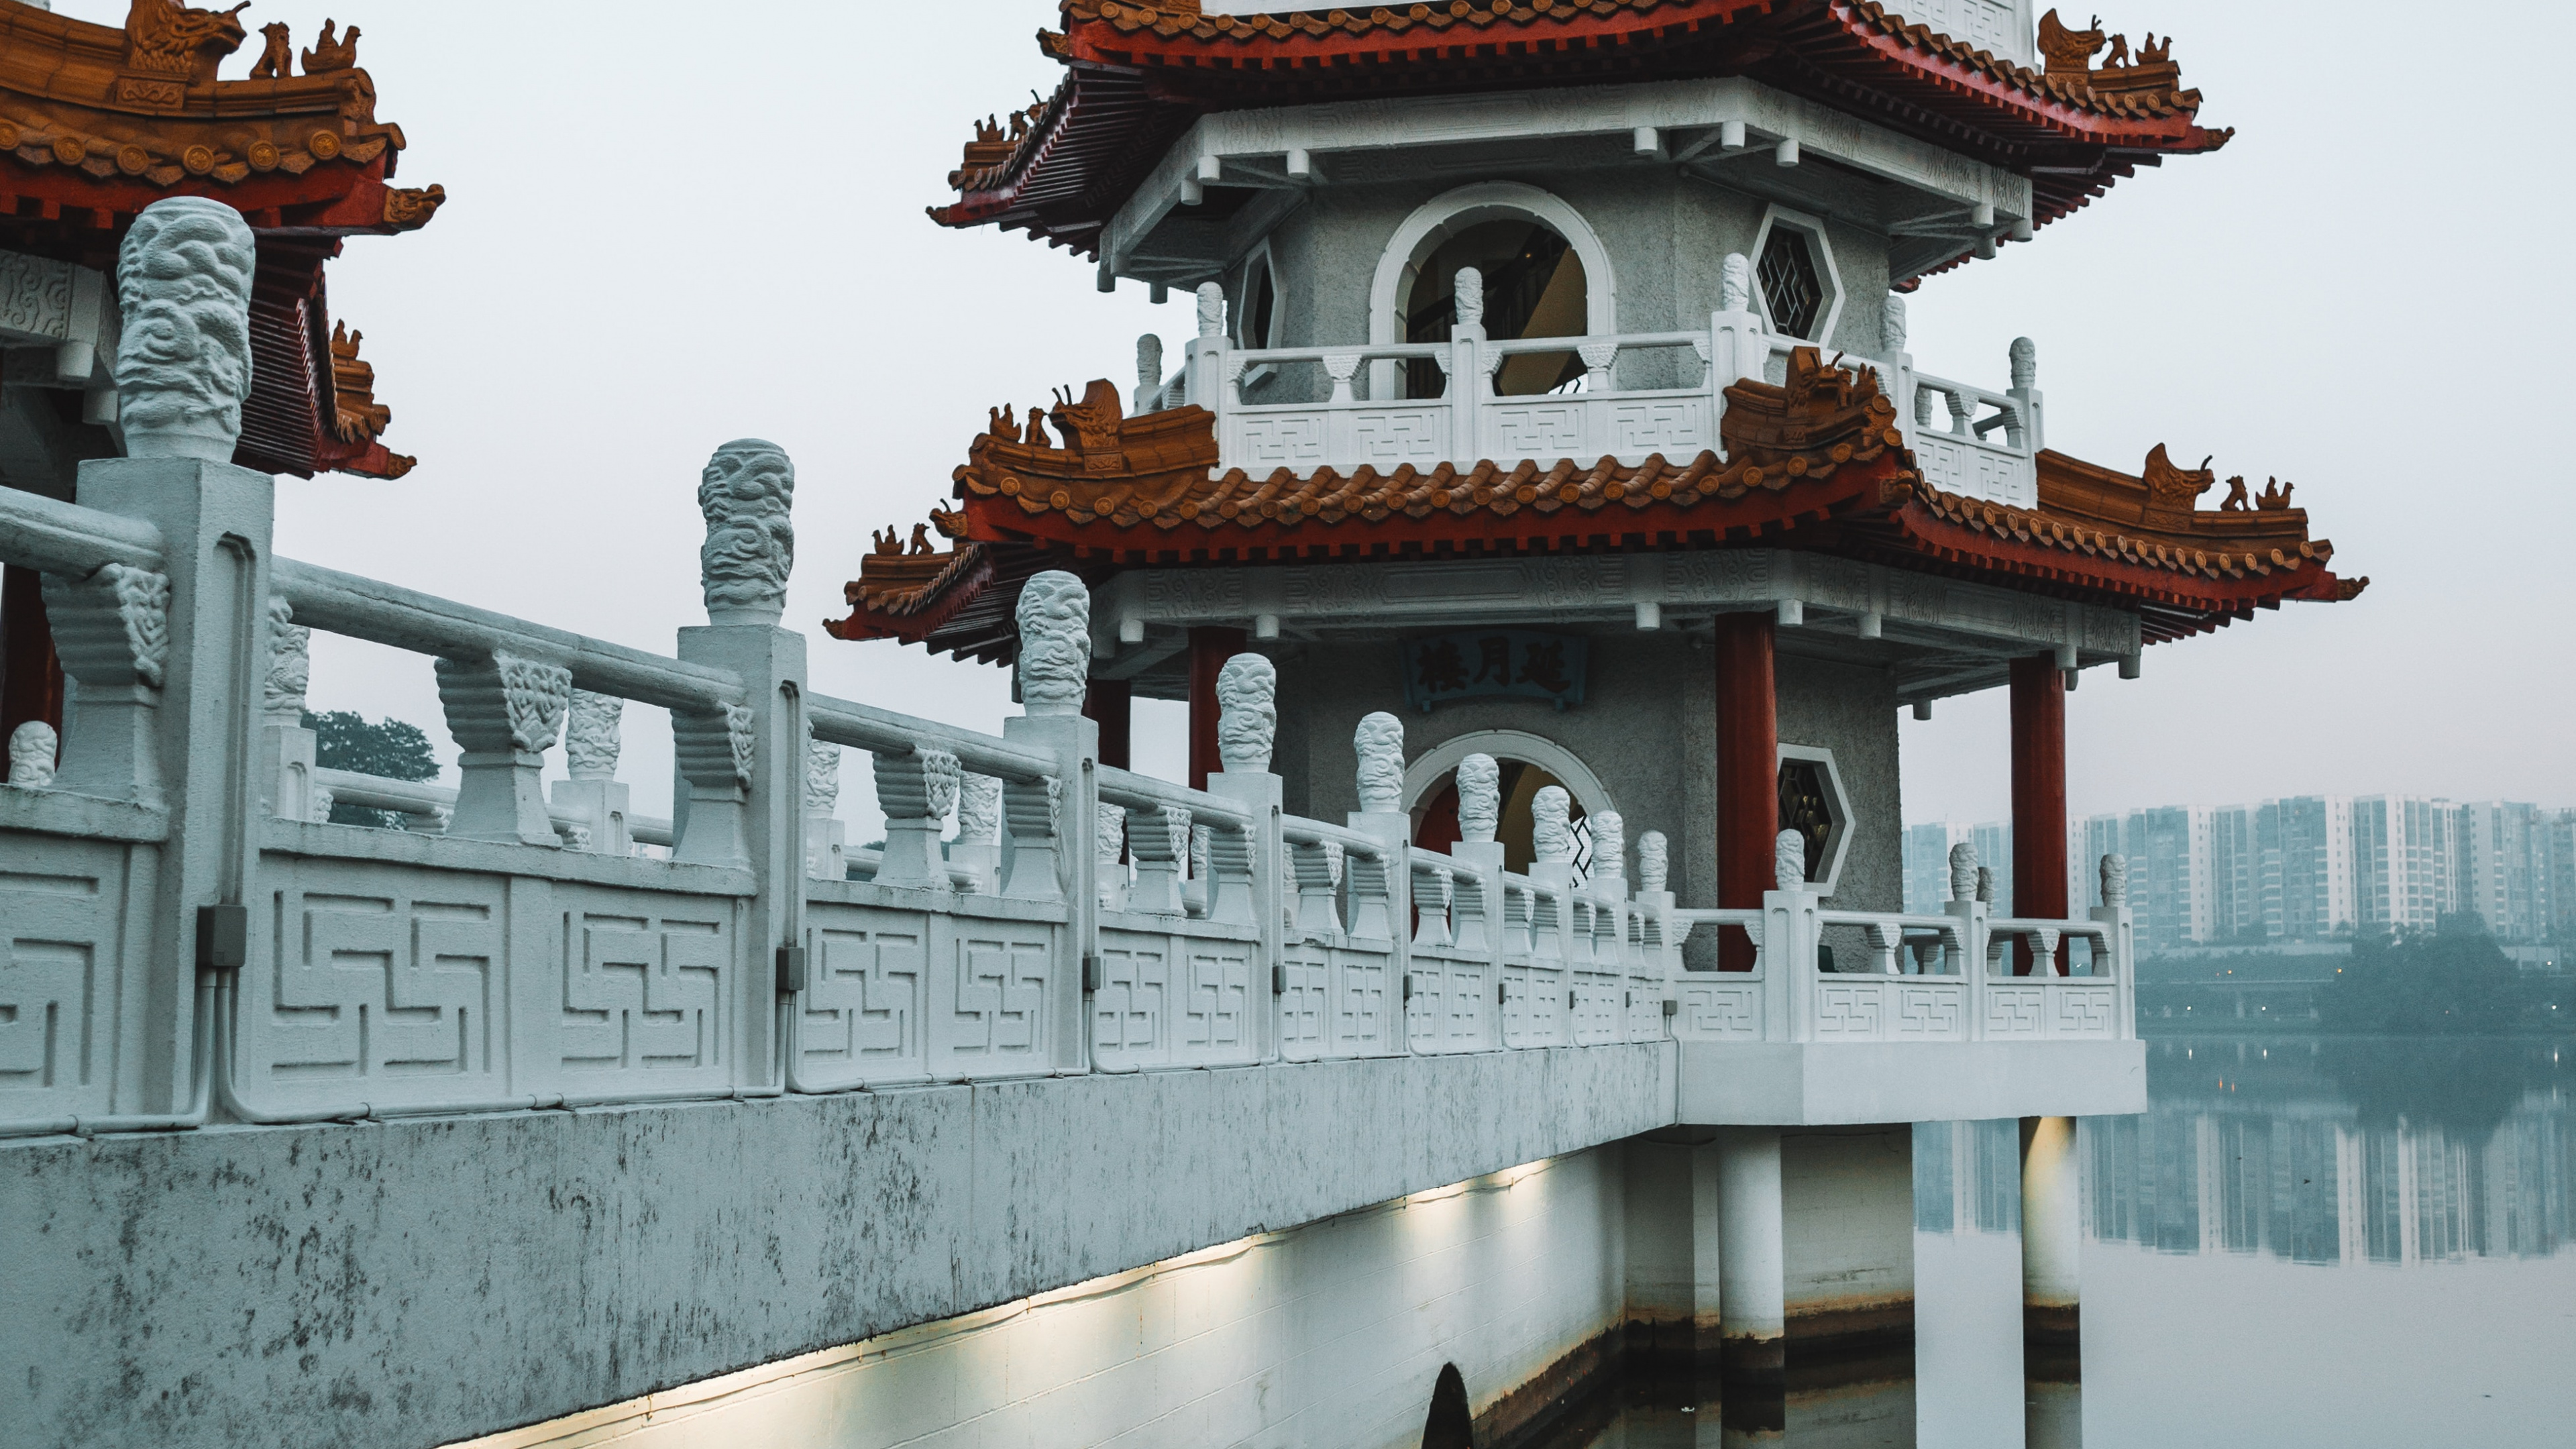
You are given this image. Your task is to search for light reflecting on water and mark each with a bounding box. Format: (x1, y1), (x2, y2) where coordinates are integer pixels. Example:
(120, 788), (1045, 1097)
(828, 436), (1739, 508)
(1529, 1038), (2575, 1448)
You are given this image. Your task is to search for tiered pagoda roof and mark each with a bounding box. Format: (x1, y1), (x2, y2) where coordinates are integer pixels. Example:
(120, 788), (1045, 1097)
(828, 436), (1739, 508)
(0, 1), (444, 478)
(938, 1), (2231, 276)
(829, 357), (2360, 663)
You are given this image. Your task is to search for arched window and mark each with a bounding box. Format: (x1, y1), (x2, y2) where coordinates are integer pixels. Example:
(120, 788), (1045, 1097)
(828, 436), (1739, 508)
(1370, 182), (1619, 401)
(1399, 220), (1587, 397)
(1403, 729), (1618, 883)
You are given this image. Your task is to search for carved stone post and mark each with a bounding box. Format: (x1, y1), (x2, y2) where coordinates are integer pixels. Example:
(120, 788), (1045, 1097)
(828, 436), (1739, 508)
(1126, 804), (1188, 918)
(1133, 332), (1164, 414)
(256, 596), (319, 822)
(41, 559), (170, 804)
(2093, 852), (2134, 1033)
(804, 739), (845, 882)
(1947, 840), (1990, 1038)
(1187, 282), (1227, 427)
(1764, 828), (1819, 1041)
(873, 745), (959, 888)
(1529, 784), (1576, 900)
(1637, 828), (1674, 963)
(435, 649), (571, 846)
(1710, 252), (1767, 455)
(551, 690), (631, 855)
(7, 721), (57, 788)
(1204, 650), (1284, 1059)
(1093, 801), (1127, 910)
(674, 437), (804, 1081)
(65, 197), (271, 1112)
(1350, 709), (1415, 1045)
(2006, 335), (2043, 452)
(1003, 570), (1099, 1069)
(953, 773), (1001, 893)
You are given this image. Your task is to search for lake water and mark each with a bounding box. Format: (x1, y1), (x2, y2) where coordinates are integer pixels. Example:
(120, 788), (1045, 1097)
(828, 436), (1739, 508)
(1533, 1036), (2576, 1448)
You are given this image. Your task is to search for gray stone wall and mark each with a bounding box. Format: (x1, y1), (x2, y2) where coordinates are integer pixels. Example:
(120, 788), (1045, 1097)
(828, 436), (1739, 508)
(0, 1044), (1673, 1449)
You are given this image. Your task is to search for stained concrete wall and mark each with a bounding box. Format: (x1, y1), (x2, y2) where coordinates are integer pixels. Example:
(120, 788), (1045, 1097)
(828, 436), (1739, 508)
(0, 1044), (1672, 1449)
(455, 1148), (1629, 1449)
(1782, 1126), (1917, 1344)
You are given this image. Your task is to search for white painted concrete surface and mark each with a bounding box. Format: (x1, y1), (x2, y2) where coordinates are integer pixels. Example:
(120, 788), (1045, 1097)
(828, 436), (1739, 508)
(449, 1150), (1626, 1449)
(1677, 1040), (2147, 1125)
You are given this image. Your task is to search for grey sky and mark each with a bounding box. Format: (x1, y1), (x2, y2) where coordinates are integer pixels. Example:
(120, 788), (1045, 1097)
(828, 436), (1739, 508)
(66, 0), (2564, 837)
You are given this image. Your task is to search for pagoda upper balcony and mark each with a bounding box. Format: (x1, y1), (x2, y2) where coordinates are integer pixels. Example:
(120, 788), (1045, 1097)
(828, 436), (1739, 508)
(1140, 266), (2043, 513)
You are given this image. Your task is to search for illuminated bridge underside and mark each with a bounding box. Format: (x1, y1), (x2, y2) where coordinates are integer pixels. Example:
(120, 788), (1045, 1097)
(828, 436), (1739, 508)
(3, 1046), (1670, 1449)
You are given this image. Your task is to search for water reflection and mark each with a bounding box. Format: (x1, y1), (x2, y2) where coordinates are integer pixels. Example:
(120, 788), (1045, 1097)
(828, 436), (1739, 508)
(2096, 1038), (2573, 1266)
(1527, 1037), (2572, 1448)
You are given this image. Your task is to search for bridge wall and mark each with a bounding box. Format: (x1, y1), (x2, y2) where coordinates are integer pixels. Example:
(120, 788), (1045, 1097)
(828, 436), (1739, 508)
(454, 1146), (1631, 1449)
(0, 1042), (1672, 1449)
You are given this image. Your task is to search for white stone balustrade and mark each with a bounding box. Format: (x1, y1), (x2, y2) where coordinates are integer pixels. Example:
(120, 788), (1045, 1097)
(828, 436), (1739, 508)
(1170, 256), (2040, 506)
(0, 201), (2119, 1140)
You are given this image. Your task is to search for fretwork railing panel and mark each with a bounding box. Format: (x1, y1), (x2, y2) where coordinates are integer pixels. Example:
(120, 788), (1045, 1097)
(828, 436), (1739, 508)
(237, 845), (756, 1116)
(1093, 917), (1259, 1072)
(796, 890), (1067, 1089)
(0, 829), (157, 1123)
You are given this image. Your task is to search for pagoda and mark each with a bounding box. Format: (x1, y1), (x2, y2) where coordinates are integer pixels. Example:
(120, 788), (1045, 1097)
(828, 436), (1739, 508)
(0, 0), (442, 763)
(831, 0), (2360, 961)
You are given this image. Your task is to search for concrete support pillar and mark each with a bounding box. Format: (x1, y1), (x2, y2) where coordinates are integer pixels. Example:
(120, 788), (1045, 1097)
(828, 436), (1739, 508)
(1621, 1138), (1713, 1379)
(1715, 1126), (1786, 1382)
(2009, 654), (2068, 973)
(1713, 612), (1776, 971)
(2021, 1115), (2081, 1348)
(1186, 626), (1246, 790)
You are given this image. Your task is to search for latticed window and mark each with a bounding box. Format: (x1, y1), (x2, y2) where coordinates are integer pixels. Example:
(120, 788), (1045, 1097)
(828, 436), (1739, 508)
(1758, 227), (1825, 339)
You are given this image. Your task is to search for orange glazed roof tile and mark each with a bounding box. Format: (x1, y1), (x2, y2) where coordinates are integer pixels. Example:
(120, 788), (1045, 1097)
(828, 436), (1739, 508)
(938, 2), (2229, 270)
(0, 3), (443, 482)
(830, 352), (2356, 661)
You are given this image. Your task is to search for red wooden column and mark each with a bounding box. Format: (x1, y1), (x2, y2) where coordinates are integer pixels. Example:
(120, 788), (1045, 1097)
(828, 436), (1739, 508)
(1187, 626), (1247, 790)
(1714, 612), (1778, 971)
(2010, 653), (2070, 975)
(0, 566), (64, 773)
(1083, 678), (1132, 770)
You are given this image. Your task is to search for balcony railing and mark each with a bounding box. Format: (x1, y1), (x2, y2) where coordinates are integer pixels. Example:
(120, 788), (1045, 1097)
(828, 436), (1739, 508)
(1142, 258), (2045, 509)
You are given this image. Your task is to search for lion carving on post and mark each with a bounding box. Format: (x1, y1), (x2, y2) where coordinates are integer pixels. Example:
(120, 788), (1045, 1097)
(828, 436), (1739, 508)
(698, 439), (796, 623)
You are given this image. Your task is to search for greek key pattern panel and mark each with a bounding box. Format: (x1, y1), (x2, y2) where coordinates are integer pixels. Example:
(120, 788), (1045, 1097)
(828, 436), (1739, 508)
(1234, 414), (1327, 468)
(1351, 409), (1446, 464)
(1501, 960), (1572, 1049)
(244, 865), (509, 1110)
(932, 922), (1054, 1078)
(1277, 951), (1330, 1062)
(0, 835), (154, 1124)
(1570, 967), (1624, 1046)
(798, 900), (931, 1089)
(1489, 405), (1584, 460)
(2050, 985), (2117, 1038)
(1813, 981), (1886, 1038)
(1676, 976), (1763, 1040)
(240, 855), (753, 1114)
(1893, 983), (1968, 1039)
(1093, 922), (1256, 1071)
(1984, 984), (2046, 1038)
(1332, 945), (1396, 1057)
(1609, 399), (1711, 456)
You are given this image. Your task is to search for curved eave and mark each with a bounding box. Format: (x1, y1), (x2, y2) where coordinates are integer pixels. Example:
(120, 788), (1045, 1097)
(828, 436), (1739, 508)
(1884, 498), (2365, 643)
(825, 544), (997, 645)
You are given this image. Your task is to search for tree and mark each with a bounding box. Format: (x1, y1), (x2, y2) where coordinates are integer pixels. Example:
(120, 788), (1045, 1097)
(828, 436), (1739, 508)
(302, 710), (438, 827)
(2320, 916), (2528, 1035)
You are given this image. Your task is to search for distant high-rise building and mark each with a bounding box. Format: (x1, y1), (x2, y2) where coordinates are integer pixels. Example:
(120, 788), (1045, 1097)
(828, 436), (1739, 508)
(2129, 806), (2215, 953)
(2549, 810), (2576, 944)
(2461, 802), (2552, 943)
(2353, 796), (2461, 934)
(2261, 796), (2357, 941)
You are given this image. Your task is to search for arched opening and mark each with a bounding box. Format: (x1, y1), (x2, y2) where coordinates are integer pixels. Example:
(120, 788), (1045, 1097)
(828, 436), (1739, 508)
(1397, 219), (1587, 398)
(1405, 729), (1616, 884)
(1370, 182), (1618, 402)
(1420, 1362), (1474, 1449)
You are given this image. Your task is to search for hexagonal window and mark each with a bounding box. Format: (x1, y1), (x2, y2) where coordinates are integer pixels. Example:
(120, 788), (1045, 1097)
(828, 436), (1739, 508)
(1776, 743), (1855, 894)
(1759, 229), (1824, 340)
(1750, 206), (1844, 345)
